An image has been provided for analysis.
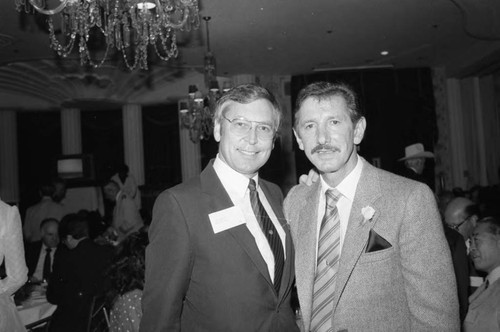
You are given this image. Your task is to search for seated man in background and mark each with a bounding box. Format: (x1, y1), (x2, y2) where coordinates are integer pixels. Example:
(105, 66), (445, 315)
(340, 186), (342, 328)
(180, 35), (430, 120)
(23, 180), (64, 243)
(103, 180), (143, 243)
(47, 213), (114, 332)
(464, 216), (500, 331)
(25, 218), (59, 283)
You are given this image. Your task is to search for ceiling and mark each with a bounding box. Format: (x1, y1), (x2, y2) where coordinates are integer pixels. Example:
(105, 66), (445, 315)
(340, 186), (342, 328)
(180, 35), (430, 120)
(1, 0), (500, 110)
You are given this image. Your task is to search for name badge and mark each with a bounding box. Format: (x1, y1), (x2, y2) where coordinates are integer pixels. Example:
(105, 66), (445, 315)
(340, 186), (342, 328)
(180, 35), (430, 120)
(209, 206), (246, 234)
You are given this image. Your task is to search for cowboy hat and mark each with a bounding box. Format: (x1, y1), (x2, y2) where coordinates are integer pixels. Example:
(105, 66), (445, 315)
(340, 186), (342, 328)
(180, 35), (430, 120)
(398, 143), (434, 161)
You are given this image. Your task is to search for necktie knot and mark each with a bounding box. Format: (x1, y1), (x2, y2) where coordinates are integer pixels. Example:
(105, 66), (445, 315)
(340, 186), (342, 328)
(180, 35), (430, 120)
(46, 247), (51, 254)
(325, 189), (341, 208)
(248, 179), (257, 192)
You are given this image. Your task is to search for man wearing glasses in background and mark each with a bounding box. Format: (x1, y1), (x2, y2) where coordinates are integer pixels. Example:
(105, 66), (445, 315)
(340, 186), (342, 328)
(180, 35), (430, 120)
(445, 197), (486, 294)
(140, 84), (299, 332)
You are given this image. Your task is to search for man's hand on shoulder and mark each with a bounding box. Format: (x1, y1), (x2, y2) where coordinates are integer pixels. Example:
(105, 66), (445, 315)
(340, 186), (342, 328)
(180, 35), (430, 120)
(298, 168), (320, 186)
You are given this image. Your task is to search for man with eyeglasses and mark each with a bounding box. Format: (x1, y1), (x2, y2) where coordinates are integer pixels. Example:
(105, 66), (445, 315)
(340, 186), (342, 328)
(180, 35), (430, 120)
(464, 215), (500, 332)
(445, 197), (480, 252)
(444, 197), (486, 295)
(140, 84), (299, 332)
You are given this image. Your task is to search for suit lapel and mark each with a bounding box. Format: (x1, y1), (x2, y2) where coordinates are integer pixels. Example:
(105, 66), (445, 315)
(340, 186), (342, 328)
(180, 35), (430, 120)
(332, 160), (383, 312)
(468, 281), (490, 308)
(295, 181), (322, 330)
(280, 224), (294, 302)
(200, 162), (273, 289)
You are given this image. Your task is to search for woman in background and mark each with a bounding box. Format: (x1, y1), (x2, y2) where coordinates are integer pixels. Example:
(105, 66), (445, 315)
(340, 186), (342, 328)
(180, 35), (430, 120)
(106, 228), (148, 332)
(111, 164), (141, 209)
(0, 198), (28, 332)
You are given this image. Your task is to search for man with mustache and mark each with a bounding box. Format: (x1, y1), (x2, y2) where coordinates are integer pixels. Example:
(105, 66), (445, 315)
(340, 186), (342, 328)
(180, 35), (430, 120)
(284, 81), (459, 331)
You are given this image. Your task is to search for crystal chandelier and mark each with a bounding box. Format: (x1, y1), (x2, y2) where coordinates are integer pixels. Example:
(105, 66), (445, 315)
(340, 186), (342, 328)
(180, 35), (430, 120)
(178, 16), (229, 143)
(15, 0), (200, 70)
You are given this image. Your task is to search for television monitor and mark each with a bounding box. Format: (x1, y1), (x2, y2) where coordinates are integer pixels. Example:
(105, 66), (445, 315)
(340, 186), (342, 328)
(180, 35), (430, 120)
(56, 154), (96, 187)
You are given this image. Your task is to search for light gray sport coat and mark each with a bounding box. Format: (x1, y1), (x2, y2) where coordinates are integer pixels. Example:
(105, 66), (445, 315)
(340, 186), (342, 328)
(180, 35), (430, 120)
(284, 157), (460, 332)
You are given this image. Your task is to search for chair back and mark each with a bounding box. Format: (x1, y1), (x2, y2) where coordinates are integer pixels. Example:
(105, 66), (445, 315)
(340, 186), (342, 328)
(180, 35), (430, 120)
(87, 295), (110, 332)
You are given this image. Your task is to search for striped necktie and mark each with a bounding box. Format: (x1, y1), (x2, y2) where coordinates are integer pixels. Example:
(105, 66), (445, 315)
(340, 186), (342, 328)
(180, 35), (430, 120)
(311, 189), (341, 332)
(248, 179), (284, 293)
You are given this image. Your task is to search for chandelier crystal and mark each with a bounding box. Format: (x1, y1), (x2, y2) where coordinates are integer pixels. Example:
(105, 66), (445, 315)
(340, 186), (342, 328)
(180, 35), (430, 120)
(179, 16), (229, 143)
(15, 0), (200, 70)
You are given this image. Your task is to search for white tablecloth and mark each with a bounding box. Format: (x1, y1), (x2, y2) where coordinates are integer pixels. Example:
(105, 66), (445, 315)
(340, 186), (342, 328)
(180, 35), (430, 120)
(17, 294), (57, 327)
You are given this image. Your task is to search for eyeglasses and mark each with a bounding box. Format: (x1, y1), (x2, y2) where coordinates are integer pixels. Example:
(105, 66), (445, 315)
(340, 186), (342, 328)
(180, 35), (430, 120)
(450, 215), (472, 231)
(222, 115), (276, 140)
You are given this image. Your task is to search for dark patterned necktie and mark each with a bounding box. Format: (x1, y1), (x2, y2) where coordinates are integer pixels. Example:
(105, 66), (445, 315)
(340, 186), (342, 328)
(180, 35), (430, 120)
(248, 179), (284, 293)
(43, 247), (52, 282)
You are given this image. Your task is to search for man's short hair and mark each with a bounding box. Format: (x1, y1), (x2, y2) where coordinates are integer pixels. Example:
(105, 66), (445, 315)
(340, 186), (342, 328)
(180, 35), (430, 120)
(476, 216), (500, 236)
(40, 218), (59, 230)
(213, 84), (282, 132)
(61, 213), (89, 240)
(294, 81), (363, 128)
(39, 181), (55, 197)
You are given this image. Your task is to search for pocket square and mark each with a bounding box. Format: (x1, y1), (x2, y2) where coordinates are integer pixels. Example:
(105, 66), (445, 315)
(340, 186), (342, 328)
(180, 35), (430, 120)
(365, 229), (392, 253)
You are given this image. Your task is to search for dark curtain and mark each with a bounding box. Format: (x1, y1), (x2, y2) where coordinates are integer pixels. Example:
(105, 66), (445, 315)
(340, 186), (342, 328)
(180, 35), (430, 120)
(81, 109), (124, 184)
(142, 104), (182, 189)
(17, 111), (62, 217)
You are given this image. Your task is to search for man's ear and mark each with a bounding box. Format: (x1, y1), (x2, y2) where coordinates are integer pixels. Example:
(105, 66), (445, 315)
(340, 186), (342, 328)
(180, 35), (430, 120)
(293, 129), (305, 151)
(470, 215), (479, 227)
(213, 119), (221, 143)
(354, 117), (366, 145)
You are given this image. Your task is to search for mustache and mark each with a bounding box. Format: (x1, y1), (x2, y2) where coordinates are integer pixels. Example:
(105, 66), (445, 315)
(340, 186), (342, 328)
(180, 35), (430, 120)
(311, 144), (338, 154)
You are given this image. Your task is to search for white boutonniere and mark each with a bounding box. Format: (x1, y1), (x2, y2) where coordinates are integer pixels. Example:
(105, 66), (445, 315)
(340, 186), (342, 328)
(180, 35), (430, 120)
(361, 206), (375, 225)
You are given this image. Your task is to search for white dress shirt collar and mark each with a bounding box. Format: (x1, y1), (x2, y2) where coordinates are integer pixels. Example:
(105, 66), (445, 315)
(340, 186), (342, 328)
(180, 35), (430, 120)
(213, 154), (258, 204)
(319, 155), (363, 199)
(488, 265), (500, 285)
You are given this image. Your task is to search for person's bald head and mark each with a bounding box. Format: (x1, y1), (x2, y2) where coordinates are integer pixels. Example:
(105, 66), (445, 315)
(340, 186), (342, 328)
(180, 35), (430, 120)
(444, 197), (479, 239)
(40, 218), (59, 248)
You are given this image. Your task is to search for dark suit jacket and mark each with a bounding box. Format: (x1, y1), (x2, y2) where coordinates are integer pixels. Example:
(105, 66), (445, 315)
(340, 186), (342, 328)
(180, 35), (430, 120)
(444, 226), (469, 323)
(398, 166), (429, 186)
(140, 161), (299, 332)
(47, 239), (114, 332)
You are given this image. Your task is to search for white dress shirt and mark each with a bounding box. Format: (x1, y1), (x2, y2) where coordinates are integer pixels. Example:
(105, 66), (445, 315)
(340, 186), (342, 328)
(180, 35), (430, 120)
(33, 243), (56, 281)
(213, 155), (286, 282)
(316, 156), (363, 259)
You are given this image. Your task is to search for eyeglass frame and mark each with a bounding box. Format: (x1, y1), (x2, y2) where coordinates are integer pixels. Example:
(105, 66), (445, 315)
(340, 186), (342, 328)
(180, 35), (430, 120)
(449, 215), (472, 231)
(221, 115), (277, 140)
